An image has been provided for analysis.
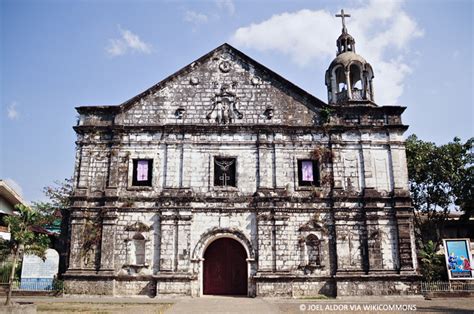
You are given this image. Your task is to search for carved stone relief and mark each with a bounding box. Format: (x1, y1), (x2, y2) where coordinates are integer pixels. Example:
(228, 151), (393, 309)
(219, 61), (231, 73)
(206, 84), (243, 124)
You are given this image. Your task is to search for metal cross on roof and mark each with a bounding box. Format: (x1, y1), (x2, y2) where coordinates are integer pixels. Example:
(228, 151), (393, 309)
(336, 9), (351, 33)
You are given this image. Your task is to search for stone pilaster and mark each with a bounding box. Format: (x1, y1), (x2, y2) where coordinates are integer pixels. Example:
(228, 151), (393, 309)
(366, 213), (383, 271)
(257, 133), (274, 189)
(68, 211), (85, 270)
(99, 210), (118, 273)
(107, 146), (120, 188)
(176, 212), (192, 272)
(256, 212), (274, 272)
(360, 141), (375, 189)
(274, 213), (289, 272)
(389, 142), (409, 191)
(396, 210), (416, 272)
(159, 212), (177, 272)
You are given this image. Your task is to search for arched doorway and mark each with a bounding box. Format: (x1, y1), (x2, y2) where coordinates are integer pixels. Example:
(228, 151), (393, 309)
(203, 237), (248, 295)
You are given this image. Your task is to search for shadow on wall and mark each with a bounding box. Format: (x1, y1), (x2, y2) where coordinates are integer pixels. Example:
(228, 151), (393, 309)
(319, 279), (336, 297)
(139, 281), (156, 297)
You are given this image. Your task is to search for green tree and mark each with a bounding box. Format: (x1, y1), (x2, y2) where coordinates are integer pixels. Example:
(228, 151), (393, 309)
(35, 178), (73, 275)
(1, 204), (51, 305)
(418, 240), (447, 281)
(406, 135), (474, 247)
(41, 177), (73, 209)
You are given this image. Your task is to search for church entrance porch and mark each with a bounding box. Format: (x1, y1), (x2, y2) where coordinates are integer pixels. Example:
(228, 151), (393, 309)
(203, 238), (248, 295)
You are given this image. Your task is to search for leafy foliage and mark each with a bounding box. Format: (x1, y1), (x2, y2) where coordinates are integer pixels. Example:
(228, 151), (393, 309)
(42, 177), (73, 209)
(319, 107), (334, 125)
(418, 240), (447, 281)
(3, 205), (51, 257)
(33, 178), (73, 229)
(36, 178), (74, 275)
(2, 204), (51, 305)
(406, 135), (473, 247)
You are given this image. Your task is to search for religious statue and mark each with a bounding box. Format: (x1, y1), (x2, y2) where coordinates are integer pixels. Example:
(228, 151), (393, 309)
(206, 85), (243, 124)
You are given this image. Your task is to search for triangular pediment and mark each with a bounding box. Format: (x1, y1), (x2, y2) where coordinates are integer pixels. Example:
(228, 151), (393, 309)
(80, 43), (327, 127)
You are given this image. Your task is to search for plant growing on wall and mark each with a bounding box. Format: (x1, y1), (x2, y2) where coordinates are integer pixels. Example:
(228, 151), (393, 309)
(81, 210), (105, 268)
(319, 107), (334, 125)
(312, 146), (333, 164)
(0, 204), (51, 306)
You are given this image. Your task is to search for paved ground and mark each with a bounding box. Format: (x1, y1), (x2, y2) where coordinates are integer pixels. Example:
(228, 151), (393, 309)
(1, 295), (474, 313)
(272, 297), (474, 313)
(167, 295), (279, 314)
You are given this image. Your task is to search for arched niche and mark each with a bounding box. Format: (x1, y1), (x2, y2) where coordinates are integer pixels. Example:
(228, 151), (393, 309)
(132, 233), (146, 265)
(349, 63), (364, 100)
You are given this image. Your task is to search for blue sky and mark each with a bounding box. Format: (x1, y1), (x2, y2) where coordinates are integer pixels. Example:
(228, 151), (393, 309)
(1, 0), (473, 202)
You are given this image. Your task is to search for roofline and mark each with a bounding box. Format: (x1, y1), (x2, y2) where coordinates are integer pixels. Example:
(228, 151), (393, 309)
(76, 43), (327, 113)
(329, 104), (407, 114)
(76, 105), (121, 114)
(0, 179), (28, 207)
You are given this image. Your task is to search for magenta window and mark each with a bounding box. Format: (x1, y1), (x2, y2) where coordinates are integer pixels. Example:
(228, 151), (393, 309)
(132, 159), (153, 186)
(302, 161), (314, 181)
(298, 160), (319, 186)
(137, 160), (149, 181)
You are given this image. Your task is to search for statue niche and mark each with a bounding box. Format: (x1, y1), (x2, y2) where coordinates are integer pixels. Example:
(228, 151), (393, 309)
(206, 84), (243, 124)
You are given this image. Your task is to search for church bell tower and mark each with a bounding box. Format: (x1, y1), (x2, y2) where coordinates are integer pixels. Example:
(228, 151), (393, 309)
(325, 10), (375, 106)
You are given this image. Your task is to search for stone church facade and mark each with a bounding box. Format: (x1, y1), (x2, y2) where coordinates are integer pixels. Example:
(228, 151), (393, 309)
(64, 17), (419, 297)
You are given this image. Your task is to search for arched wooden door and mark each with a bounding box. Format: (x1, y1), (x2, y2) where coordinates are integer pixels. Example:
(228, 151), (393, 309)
(203, 238), (248, 295)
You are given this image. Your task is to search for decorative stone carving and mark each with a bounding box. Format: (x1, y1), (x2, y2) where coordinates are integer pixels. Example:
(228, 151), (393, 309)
(189, 77), (200, 85)
(125, 221), (151, 232)
(251, 77), (261, 86)
(219, 61), (231, 73)
(262, 107), (274, 120)
(175, 108), (185, 119)
(206, 85), (243, 124)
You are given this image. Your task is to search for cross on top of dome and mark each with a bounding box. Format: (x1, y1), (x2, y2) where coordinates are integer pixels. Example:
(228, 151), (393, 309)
(335, 9), (356, 55)
(336, 9), (351, 34)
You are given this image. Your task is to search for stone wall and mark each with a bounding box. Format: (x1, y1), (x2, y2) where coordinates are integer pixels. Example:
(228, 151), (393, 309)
(65, 44), (418, 297)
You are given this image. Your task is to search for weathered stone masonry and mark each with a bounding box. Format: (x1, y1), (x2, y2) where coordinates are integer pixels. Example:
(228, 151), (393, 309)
(64, 31), (419, 296)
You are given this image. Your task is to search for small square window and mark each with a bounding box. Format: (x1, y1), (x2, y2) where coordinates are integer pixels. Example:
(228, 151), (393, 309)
(214, 157), (236, 187)
(298, 160), (319, 186)
(132, 159), (153, 186)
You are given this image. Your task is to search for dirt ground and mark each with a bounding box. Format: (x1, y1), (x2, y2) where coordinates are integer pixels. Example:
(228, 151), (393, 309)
(273, 297), (474, 314)
(35, 302), (172, 314)
(2, 296), (474, 314)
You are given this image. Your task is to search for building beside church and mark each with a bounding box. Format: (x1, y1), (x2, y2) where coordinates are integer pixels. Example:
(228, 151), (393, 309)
(0, 180), (28, 240)
(64, 13), (419, 297)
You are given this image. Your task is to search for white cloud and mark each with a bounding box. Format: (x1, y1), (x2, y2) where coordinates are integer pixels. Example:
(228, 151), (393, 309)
(7, 102), (19, 120)
(5, 178), (23, 197)
(231, 0), (423, 105)
(232, 9), (337, 66)
(215, 0), (235, 16)
(184, 10), (209, 25)
(106, 26), (152, 57)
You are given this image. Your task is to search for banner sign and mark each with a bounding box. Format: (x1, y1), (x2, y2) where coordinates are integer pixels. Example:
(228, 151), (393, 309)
(443, 239), (473, 280)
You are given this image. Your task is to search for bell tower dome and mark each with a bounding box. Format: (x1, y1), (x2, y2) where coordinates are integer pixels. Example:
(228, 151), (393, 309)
(325, 10), (375, 106)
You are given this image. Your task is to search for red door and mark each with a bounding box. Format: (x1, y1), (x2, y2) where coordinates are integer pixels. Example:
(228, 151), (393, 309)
(203, 238), (248, 295)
